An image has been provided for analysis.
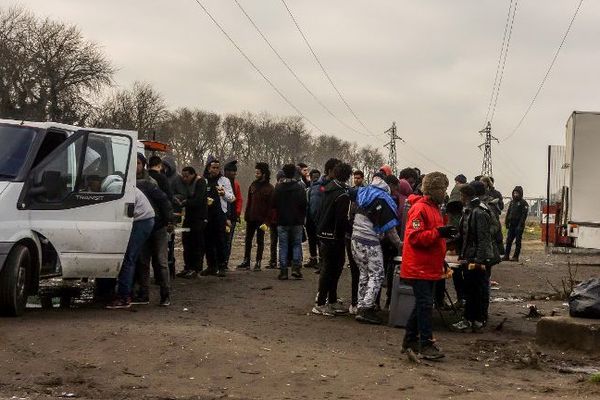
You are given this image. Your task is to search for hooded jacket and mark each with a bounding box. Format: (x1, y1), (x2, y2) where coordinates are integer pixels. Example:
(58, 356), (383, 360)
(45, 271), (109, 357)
(316, 180), (351, 241)
(162, 156), (189, 201)
(505, 186), (529, 230)
(308, 175), (332, 225)
(182, 176), (208, 230)
(136, 170), (173, 231)
(272, 179), (307, 226)
(245, 179), (275, 223)
(458, 198), (501, 265)
(400, 194), (446, 281)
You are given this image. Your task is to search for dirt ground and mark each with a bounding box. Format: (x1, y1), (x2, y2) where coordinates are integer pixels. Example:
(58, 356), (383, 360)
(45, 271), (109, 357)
(2, 229), (600, 400)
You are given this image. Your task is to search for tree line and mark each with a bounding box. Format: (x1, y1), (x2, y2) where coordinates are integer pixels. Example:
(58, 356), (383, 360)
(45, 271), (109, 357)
(0, 6), (384, 188)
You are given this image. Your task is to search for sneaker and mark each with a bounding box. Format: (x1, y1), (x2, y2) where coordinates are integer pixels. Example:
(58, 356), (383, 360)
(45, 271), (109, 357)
(176, 269), (190, 277)
(159, 295), (171, 307)
(348, 305), (358, 315)
(471, 320), (484, 332)
(130, 296), (150, 305)
(452, 319), (472, 332)
(278, 269), (289, 280)
(329, 302), (348, 315)
(253, 261), (262, 272)
(237, 260), (250, 270)
(106, 297), (131, 309)
(311, 304), (335, 316)
(419, 343), (445, 360)
(355, 308), (382, 324)
(401, 337), (419, 353)
(181, 270), (198, 279)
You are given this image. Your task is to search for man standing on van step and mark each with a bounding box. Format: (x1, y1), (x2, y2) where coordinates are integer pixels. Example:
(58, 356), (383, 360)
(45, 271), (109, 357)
(237, 162), (274, 271)
(202, 157), (235, 277)
(178, 166), (208, 278)
(400, 172), (454, 360)
(272, 164), (307, 280)
(503, 186), (529, 262)
(107, 186), (155, 309)
(132, 153), (174, 306)
(224, 160), (243, 268)
(312, 163), (353, 316)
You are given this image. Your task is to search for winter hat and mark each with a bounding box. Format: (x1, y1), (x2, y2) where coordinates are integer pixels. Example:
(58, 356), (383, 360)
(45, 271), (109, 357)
(379, 164), (393, 176)
(469, 180), (486, 196)
(224, 160), (238, 172)
(137, 152), (147, 167)
(421, 172), (449, 195)
(454, 174), (467, 184)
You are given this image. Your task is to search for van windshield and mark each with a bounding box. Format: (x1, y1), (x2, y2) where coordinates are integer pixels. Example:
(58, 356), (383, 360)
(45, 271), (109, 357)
(0, 125), (36, 180)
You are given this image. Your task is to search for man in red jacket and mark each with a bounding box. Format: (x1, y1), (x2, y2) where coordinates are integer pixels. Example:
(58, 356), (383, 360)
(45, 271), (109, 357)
(400, 172), (456, 360)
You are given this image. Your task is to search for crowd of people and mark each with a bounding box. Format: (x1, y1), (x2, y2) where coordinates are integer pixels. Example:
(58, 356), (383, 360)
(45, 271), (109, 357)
(103, 152), (531, 361)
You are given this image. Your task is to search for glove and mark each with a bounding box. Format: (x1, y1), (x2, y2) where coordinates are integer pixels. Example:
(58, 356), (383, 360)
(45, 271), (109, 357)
(437, 225), (458, 239)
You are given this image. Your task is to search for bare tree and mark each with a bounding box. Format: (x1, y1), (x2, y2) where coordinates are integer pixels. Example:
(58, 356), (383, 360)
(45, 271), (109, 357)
(0, 6), (113, 124)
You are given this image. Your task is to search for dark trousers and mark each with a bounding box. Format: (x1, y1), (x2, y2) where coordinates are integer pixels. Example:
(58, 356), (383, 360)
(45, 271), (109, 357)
(270, 224), (278, 265)
(134, 227), (170, 299)
(244, 221), (266, 262)
(225, 219), (237, 265)
(182, 229), (205, 272)
(505, 225), (524, 258)
(404, 279), (435, 346)
(306, 219), (319, 260)
(168, 232), (176, 278)
(434, 279), (446, 308)
(205, 213), (228, 272)
(464, 267), (487, 323)
(317, 239), (346, 306)
(345, 238), (359, 307)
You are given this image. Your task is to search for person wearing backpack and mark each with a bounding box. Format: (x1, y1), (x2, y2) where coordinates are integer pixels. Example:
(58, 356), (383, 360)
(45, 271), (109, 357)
(312, 163), (353, 316)
(452, 182), (501, 332)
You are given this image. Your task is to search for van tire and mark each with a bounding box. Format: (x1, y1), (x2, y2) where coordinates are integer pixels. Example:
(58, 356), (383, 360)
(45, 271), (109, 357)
(0, 245), (31, 317)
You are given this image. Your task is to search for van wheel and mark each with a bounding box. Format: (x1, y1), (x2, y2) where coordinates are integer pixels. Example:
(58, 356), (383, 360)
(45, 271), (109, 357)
(40, 295), (54, 309)
(0, 245), (31, 317)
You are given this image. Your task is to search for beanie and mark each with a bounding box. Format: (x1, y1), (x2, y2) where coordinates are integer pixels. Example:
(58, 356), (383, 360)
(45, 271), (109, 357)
(469, 180), (486, 196)
(421, 172), (449, 195)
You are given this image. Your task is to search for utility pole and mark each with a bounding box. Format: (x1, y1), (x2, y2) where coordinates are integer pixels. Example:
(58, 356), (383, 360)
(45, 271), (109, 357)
(479, 121), (499, 177)
(383, 121), (403, 175)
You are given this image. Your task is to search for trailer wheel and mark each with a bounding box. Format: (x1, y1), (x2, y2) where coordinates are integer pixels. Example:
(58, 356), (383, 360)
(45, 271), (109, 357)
(0, 245), (31, 317)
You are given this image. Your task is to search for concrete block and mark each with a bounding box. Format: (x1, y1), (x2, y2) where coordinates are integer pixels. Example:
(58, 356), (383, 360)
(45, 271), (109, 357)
(536, 316), (600, 353)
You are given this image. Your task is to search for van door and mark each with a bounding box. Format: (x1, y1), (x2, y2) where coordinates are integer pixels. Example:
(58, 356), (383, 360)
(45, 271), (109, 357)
(20, 130), (136, 278)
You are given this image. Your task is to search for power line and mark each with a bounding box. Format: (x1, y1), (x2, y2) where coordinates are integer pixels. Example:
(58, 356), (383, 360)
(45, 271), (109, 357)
(402, 141), (454, 176)
(484, 0), (518, 125)
(280, 0), (376, 137)
(190, 0), (327, 135)
(232, 0), (366, 138)
(489, 0), (518, 123)
(502, 0), (584, 142)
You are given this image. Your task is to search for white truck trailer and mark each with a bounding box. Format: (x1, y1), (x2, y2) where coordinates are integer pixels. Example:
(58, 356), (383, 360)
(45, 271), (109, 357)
(564, 111), (600, 250)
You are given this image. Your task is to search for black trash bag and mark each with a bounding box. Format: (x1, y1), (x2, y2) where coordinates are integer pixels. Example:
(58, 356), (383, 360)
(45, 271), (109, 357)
(569, 278), (600, 319)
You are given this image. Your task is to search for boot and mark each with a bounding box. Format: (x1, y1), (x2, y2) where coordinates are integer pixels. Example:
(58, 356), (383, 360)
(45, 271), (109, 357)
(253, 260), (262, 271)
(291, 265), (303, 279)
(237, 260), (251, 270)
(278, 268), (289, 280)
(355, 308), (382, 325)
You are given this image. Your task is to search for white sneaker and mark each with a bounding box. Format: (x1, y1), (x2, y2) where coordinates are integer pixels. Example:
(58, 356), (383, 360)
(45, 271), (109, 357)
(311, 304), (335, 316)
(348, 305), (358, 315)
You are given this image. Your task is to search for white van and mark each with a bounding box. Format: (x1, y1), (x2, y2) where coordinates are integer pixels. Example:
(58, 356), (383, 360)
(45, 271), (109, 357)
(0, 119), (139, 316)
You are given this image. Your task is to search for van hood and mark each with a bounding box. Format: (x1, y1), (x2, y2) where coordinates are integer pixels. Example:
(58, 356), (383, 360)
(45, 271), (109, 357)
(0, 182), (9, 196)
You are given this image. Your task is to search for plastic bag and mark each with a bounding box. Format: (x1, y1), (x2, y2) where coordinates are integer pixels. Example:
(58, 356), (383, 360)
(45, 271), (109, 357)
(569, 278), (600, 319)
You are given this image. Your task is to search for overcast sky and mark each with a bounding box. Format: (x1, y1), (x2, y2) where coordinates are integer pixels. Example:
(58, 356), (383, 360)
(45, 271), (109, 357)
(8, 0), (598, 196)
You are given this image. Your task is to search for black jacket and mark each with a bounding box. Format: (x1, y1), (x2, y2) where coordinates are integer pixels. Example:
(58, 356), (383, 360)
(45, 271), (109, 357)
(459, 198), (500, 266)
(148, 169), (173, 201)
(183, 177), (208, 230)
(316, 180), (350, 241)
(137, 174), (173, 231)
(505, 186), (529, 230)
(272, 180), (307, 226)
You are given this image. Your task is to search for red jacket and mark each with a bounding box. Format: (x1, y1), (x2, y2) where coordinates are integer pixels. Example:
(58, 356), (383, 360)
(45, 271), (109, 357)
(400, 195), (446, 281)
(233, 180), (243, 218)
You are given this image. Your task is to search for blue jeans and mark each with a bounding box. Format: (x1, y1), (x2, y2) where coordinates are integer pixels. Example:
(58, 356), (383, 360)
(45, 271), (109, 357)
(277, 225), (303, 269)
(404, 279), (435, 346)
(117, 218), (154, 298)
